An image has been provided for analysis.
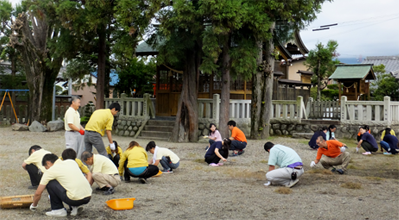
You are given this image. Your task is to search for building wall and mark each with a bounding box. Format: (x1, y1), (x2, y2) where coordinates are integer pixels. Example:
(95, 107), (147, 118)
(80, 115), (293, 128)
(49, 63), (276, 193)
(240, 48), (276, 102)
(287, 61), (307, 81)
(72, 83), (97, 106)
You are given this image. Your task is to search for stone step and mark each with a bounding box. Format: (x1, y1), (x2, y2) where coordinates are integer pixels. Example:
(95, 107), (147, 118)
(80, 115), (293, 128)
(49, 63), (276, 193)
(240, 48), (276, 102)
(292, 133), (314, 139)
(136, 136), (170, 141)
(147, 120), (175, 126)
(140, 131), (172, 138)
(143, 125), (173, 132)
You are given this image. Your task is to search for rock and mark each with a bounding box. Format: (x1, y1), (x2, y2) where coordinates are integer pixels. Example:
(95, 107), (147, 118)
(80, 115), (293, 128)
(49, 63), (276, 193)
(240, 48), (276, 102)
(303, 125), (310, 130)
(310, 125), (318, 131)
(287, 124), (296, 131)
(289, 130), (296, 135)
(132, 122), (137, 126)
(133, 126), (138, 131)
(121, 120), (127, 126)
(118, 130), (124, 136)
(130, 131), (135, 137)
(117, 124), (123, 130)
(270, 128), (274, 136)
(117, 120), (122, 124)
(127, 121), (131, 126)
(296, 125), (303, 132)
(114, 129), (119, 134)
(340, 127), (348, 132)
(275, 130), (282, 136)
(137, 121), (142, 127)
(47, 120), (64, 132)
(272, 124), (280, 130)
(12, 123), (29, 131)
(281, 124), (287, 130)
(292, 133), (313, 139)
(372, 128), (379, 135)
(128, 126), (133, 131)
(199, 123), (205, 130)
(282, 130), (289, 135)
(29, 121), (46, 132)
(202, 128), (209, 136)
(124, 131), (130, 136)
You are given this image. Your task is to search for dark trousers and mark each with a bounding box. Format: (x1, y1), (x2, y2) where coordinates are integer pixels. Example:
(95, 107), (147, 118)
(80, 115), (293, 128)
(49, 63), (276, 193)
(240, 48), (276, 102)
(361, 141), (378, 152)
(46, 180), (91, 210)
(108, 154), (120, 168)
(124, 161), (159, 180)
(205, 154), (221, 164)
(230, 140), (247, 150)
(26, 164), (42, 186)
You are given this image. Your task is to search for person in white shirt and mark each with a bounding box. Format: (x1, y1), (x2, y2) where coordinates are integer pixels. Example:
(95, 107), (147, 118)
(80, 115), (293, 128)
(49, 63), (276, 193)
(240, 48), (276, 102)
(146, 141), (180, 174)
(64, 96), (85, 159)
(21, 145), (51, 189)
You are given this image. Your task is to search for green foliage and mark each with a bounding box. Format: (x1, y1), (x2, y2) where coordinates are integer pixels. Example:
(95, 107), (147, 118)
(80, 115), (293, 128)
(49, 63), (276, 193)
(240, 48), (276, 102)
(115, 58), (156, 97)
(80, 116), (90, 124)
(373, 64), (386, 74)
(306, 40), (340, 101)
(371, 74), (399, 100)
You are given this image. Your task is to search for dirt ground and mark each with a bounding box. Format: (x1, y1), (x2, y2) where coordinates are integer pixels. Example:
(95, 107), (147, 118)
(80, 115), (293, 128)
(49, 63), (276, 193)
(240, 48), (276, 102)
(0, 127), (398, 220)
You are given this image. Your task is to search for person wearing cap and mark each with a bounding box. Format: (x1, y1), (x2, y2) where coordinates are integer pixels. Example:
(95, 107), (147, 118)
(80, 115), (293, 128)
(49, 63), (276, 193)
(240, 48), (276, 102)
(310, 136), (350, 174)
(84, 102), (120, 157)
(106, 141), (122, 167)
(227, 120), (247, 156)
(380, 128), (398, 155)
(59, 148), (92, 183)
(64, 96), (85, 160)
(22, 145), (51, 189)
(263, 142), (304, 188)
(81, 151), (121, 195)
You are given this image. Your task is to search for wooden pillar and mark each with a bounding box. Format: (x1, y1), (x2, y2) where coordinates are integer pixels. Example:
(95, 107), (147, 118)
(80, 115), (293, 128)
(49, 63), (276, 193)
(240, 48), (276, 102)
(243, 81), (247, 100)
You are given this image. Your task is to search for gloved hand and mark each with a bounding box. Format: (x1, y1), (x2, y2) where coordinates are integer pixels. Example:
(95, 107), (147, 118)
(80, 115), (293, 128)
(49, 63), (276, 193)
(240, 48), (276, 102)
(30, 203), (37, 211)
(110, 142), (116, 150)
(310, 161), (316, 168)
(356, 147), (359, 153)
(340, 147), (346, 152)
(79, 129), (85, 135)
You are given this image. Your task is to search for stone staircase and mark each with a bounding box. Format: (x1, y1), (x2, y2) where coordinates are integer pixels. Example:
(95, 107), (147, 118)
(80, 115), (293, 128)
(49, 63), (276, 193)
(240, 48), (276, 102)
(139, 117), (175, 141)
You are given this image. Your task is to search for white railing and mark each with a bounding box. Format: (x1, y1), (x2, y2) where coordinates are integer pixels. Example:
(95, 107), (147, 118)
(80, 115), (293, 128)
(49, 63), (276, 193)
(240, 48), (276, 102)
(104, 93), (155, 118)
(198, 94), (307, 123)
(341, 96), (399, 125)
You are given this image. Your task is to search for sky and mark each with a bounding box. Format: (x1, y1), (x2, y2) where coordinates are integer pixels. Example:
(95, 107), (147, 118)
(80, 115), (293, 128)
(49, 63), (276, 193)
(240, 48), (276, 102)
(300, 0), (399, 59)
(8, 0), (399, 59)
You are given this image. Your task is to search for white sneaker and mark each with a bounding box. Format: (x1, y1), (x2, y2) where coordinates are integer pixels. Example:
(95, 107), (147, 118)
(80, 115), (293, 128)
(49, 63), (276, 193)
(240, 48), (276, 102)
(286, 179), (299, 188)
(45, 208), (67, 217)
(71, 206), (83, 216)
(264, 181), (271, 187)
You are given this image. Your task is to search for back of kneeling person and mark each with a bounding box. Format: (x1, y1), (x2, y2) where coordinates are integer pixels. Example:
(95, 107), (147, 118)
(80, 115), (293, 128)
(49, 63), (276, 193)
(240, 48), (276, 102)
(81, 151), (121, 195)
(146, 141), (180, 173)
(119, 141), (159, 184)
(30, 154), (92, 217)
(204, 139), (230, 167)
(264, 142), (304, 188)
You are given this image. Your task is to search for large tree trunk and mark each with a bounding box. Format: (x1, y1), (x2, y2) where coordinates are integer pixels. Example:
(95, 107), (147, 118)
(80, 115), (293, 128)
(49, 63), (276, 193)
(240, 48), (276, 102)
(96, 25), (106, 109)
(250, 23), (275, 139)
(171, 48), (199, 142)
(317, 60), (321, 101)
(9, 12), (62, 122)
(219, 37), (232, 138)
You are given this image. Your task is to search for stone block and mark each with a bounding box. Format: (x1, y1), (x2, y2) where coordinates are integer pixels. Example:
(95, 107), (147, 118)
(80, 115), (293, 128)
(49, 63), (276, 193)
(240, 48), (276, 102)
(117, 120), (122, 124)
(202, 128), (209, 136)
(270, 128), (274, 136)
(29, 121), (46, 132)
(280, 124), (287, 130)
(199, 123), (205, 130)
(133, 126), (138, 131)
(372, 128), (379, 135)
(272, 124), (280, 130)
(12, 123), (29, 131)
(117, 124), (124, 130)
(130, 131), (135, 137)
(127, 121), (131, 126)
(303, 125), (310, 130)
(124, 130), (130, 136)
(310, 125), (319, 132)
(47, 120), (64, 132)
(287, 124), (296, 131)
(132, 122), (137, 126)
(127, 126), (132, 131)
(118, 130), (124, 136)
(275, 130), (282, 136)
(295, 125), (303, 132)
(137, 121), (142, 127)
(282, 130), (289, 135)
(292, 133), (313, 139)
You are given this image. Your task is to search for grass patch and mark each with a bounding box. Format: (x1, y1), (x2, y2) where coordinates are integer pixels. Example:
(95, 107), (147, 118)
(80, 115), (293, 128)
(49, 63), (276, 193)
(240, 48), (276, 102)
(347, 164), (358, 169)
(193, 158), (205, 163)
(307, 169), (333, 175)
(275, 187), (292, 194)
(299, 140), (309, 145)
(365, 176), (384, 181)
(259, 160), (268, 164)
(220, 168), (265, 180)
(341, 182), (362, 189)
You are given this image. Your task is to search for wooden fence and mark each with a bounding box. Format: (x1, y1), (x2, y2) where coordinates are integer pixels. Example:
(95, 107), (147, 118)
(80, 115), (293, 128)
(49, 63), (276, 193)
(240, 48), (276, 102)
(306, 98), (340, 120)
(104, 93), (155, 119)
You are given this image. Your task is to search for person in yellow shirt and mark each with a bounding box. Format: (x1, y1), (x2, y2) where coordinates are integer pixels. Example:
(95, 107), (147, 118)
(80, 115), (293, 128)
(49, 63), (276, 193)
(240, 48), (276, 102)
(21, 145), (51, 189)
(106, 141), (122, 167)
(84, 103), (120, 156)
(29, 154), (92, 217)
(119, 141), (159, 184)
(81, 151), (121, 195)
(59, 148), (92, 183)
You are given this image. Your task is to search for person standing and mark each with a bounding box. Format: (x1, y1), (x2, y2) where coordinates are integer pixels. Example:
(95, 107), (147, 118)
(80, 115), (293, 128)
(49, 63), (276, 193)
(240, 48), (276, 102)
(264, 142), (304, 188)
(64, 96), (85, 160)
(227, 120), (247, 156)
(29, 154), (92, 217)
(84, 103), (120, 156)
(357, 126), (378, 155)
(310, 136), (351, 174)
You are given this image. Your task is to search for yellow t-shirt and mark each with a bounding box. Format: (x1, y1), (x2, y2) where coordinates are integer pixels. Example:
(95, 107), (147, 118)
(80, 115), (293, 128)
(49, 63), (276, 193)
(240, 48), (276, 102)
(40, 159), (92, 200)
(118, 146), (148, 176)
(59, 157), (90, 174)
(24, 149), (51, 172)
(64, 107), (81, 131)
(381, 130), (396, 140)
(91, 154), (118, 175)
(85, 109), (114, 136)
(106, 146), (123, 159)
(155, 147), (180, 164)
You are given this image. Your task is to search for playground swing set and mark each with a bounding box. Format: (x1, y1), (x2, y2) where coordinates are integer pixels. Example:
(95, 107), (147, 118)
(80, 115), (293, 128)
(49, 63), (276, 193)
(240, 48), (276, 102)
(0, 89), (29, 125)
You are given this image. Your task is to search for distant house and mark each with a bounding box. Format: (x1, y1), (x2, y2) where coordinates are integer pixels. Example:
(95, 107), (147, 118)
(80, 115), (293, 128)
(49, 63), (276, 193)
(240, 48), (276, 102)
(361, 56), (399, 80)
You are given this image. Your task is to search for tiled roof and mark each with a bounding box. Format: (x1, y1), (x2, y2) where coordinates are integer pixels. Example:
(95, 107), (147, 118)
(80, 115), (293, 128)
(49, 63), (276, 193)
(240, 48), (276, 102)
(329, 64), (375, 80)
(361, 56), (399, 77)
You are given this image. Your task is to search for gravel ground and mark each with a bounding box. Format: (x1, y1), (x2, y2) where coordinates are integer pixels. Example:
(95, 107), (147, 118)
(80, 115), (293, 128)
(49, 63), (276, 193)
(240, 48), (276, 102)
(0, 127), (398, 220)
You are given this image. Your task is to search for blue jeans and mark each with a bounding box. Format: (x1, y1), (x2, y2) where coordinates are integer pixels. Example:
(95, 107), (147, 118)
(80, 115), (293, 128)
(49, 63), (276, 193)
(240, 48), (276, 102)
(380, 141), (398, 154)
(160, 156), (180, 171)
(230, 140), (247, 150)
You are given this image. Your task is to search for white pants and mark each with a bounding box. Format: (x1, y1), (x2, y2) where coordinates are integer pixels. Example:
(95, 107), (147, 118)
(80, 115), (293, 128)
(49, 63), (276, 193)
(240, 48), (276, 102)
(266, 167), (304, 186)
(65, 131), (85, 160)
